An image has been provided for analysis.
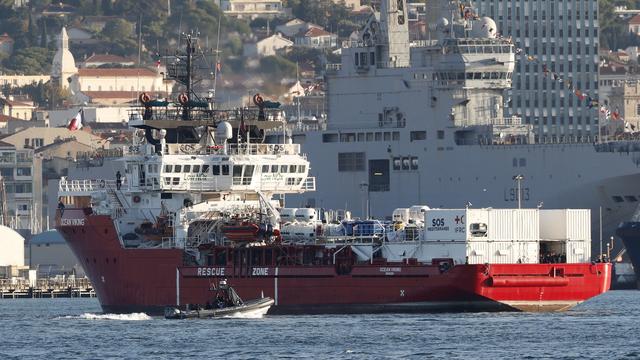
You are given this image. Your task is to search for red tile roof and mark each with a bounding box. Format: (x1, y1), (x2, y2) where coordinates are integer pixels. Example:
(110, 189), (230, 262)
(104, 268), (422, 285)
(630, 14), (640, 25)
(302, 27), (334, 37)
(78, 68), (159, 77)
(0, 114), (22, 122)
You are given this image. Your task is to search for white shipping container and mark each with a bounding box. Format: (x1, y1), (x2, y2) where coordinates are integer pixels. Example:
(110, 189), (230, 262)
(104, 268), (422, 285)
(512, 209), (539, 240)
(422, 242), (466, 264)
(423, 209), (466, 241)
(486, 209), (539, 241)
(466, 241), (539, 264)
(565, 240), (591, 263)
(566, 209), (590, 241)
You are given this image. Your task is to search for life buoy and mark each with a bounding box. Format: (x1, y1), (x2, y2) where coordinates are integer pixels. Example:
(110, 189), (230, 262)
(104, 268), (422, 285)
(253, 93), (264, 106)
(99, 180), (106, 189)
(139, 92), (151, 104)
(133, 195), (141, 203)
(178, 93), (189, 105)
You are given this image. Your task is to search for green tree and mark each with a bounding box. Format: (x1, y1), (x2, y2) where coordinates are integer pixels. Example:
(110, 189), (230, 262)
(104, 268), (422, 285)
(259, 55), (297, 80)
(102, 18), (136, 40)
(4, 47), (53, 74)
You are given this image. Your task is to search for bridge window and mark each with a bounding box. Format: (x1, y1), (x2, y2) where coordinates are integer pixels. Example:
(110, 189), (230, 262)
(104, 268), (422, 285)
(183, 165), (191, 173)
(192, 165), (200, 173)
(262, 165), (269, 173)
(201, 165), (209, 173)
(298, 165), (306, 173)
(164, 165), (172, 173)
(271, 165), (278, 172)
(222, 165), (229, 175)
(233, 165), (242, 178)
(280, 165), (288, 173)
(172, 177), (180, 185)
(174, 165), (182, 173)
(612, 196), (624, 203)
(212, 165), (220, 175)
(289, 165), (297, 173)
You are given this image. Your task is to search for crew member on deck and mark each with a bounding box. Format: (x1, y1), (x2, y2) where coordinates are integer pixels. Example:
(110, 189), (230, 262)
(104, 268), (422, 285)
(116, 171), (122, 190)
(58, 198), (65, 216)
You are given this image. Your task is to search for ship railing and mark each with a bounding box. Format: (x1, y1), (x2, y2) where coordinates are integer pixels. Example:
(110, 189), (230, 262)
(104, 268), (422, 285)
(163, 143), (301, 156)
(226, 143), (301, 156)
(159, 236), (201, 249)
(161, 178), (221, 192)
(58, 179), (130, 194)
(492, 116), (522, 126)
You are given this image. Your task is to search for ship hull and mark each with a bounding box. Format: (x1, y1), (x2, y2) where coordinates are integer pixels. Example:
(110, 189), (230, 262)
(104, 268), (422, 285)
(58, 209), (611, 315)
(616, 222), (640, 288)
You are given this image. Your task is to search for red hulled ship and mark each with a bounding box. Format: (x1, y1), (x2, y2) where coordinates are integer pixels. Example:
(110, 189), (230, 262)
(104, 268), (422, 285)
(55, 31), (610, 315)
(57, 205), (610, 314)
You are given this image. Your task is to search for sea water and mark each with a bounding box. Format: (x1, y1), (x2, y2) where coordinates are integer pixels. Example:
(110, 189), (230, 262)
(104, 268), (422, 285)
(0, 291), (638, 359)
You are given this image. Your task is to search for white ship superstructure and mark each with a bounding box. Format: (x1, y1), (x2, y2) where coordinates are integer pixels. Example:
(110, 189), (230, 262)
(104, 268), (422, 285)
(281, 0), (640, 249)
(58, 34), (316, 251)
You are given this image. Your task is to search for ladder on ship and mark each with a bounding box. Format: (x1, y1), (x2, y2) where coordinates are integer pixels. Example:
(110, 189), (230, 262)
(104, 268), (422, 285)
(105, 185), (128, 217)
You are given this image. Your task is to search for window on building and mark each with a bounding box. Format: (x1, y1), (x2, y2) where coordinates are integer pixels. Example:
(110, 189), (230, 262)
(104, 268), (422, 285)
(16, 167), (30, 176)
(14, 183), (32, 193)
(338, 152), (365, 172)
(410, 131), (427, 141)
(0, 168), (13, 178)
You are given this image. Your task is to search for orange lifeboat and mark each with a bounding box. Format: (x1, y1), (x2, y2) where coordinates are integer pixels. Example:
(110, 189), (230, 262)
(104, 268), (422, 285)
(221, 223), (260, 241)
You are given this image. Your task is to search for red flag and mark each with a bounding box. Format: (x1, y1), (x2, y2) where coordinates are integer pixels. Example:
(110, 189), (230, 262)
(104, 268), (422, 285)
(67, 109), (83, 131)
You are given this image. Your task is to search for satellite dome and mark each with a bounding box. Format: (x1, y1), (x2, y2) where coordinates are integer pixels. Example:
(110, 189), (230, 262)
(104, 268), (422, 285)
(471, 17), (498, 38)
(437, 17), (449, 30)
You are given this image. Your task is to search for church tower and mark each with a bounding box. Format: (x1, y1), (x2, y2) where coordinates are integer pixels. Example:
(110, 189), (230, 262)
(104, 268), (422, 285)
(51, 27), (77, 89)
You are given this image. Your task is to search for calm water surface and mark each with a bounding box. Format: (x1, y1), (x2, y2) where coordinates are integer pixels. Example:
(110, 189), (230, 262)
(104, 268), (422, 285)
(1, 291), (639, 359)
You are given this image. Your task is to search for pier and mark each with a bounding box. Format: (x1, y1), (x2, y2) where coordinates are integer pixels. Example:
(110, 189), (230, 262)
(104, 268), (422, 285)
(0, 278), (95, 299)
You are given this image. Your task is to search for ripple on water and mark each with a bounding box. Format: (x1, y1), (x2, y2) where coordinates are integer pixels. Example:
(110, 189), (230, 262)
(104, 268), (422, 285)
(0, 291), (638, 359)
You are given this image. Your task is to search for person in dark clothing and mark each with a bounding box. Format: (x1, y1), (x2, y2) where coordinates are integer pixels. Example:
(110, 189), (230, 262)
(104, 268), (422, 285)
(116, 171), (122, 190)
(57, 198), (65, 216)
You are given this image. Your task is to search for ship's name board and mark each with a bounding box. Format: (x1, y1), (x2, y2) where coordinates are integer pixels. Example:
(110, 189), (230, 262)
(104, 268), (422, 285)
(197, 267), (225, 276)
(380, 267), (401, 275)
(61, 218), (85, 226)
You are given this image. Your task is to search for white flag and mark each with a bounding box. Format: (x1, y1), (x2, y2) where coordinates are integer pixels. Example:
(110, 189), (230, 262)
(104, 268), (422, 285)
(67, 109), (83, 131)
